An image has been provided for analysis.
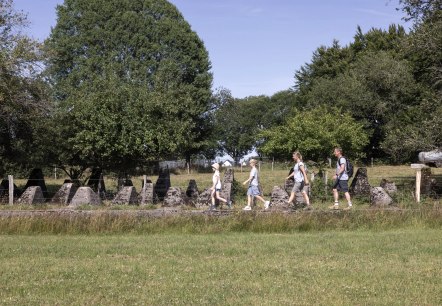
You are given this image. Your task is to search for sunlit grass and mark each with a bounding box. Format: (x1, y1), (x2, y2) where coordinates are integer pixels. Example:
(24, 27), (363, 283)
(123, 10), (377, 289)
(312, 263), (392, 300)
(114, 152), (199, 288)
(0, 229), (441, 305)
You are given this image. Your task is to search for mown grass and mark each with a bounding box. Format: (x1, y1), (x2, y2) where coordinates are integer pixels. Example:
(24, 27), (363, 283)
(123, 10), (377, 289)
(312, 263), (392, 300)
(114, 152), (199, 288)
(0, 229), (441, 305)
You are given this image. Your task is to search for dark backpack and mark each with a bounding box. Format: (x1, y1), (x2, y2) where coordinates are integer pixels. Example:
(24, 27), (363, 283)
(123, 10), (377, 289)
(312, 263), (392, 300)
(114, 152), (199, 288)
(339, 157), (354, 178)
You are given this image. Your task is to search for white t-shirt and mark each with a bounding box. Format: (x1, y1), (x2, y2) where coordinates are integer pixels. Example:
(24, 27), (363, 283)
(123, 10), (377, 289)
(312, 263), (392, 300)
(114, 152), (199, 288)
(336, 157), (349, 180)
(293, 161), (305, 183)
(250, 167), (259, 186)
(212, 170), (222, 189)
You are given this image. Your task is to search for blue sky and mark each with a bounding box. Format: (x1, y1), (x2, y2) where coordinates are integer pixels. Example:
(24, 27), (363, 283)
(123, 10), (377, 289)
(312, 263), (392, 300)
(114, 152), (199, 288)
(14, 0), (410, 98)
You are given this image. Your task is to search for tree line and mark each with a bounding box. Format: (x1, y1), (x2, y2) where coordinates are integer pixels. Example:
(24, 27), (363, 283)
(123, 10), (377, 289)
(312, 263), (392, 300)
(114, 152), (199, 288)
(1, 0), (441, 180)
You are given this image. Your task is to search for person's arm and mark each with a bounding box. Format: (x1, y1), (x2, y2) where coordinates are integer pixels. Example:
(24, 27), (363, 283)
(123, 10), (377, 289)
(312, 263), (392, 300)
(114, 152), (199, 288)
(243, 170), (254, 185)
(286, 171), (295, 180)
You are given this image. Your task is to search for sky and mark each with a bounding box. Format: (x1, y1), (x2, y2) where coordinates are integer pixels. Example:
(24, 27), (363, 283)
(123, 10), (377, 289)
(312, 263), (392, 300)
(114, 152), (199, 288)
(13, 0), (410, 98)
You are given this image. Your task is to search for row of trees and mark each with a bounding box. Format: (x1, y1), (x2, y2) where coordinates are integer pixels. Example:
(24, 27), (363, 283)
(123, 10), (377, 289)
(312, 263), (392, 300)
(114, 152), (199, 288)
(215, 0), (441, 164)
(1, 0), (441, 180)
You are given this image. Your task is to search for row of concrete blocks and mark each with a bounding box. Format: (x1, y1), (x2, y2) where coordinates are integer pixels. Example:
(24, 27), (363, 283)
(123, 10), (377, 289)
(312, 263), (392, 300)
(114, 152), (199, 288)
(14, 183), (146, 207)
(13, 178), (399, 210)
(13, 181), (228, 208)
(14, 180), (304, 210)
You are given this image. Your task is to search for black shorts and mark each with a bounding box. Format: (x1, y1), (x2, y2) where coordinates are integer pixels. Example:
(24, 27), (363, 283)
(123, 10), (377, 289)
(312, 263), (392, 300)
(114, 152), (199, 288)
(333, 180), (349, 192)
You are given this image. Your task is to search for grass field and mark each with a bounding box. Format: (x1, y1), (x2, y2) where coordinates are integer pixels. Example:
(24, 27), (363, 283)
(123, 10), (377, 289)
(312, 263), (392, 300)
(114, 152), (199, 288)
(0, 229), (441, 305)
(1, 165), (441, 304)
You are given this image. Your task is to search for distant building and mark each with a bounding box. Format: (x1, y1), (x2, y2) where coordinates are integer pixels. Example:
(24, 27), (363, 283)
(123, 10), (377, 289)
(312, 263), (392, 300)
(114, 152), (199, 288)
(222, 160), (233, 167)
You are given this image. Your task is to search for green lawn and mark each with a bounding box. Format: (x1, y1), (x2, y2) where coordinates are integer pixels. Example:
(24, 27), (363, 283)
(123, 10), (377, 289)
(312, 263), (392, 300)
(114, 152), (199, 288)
(1, 229), (441, 305)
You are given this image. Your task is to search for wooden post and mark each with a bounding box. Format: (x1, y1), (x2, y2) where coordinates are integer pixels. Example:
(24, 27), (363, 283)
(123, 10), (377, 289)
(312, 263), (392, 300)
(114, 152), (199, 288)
(8, 175), (13, 205)
(411, 164), (428, 203)
(141, 175), (147, 205)
(324, 170), (328, 194)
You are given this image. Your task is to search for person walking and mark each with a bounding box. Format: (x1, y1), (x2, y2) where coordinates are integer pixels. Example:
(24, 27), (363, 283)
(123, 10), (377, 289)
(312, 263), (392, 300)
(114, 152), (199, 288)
(242, 159), (270, 211)
(329, 147), (352, 210)
(286, 151), (312, 210)
(210, 163), (232, 210)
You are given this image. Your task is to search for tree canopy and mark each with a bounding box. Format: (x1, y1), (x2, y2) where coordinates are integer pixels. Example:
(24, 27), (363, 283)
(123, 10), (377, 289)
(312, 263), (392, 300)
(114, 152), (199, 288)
(2, 0), (441, 175)
(259, 106), (369, 161)
(44, 0), (213, 176)
(0, 0), (49, 176)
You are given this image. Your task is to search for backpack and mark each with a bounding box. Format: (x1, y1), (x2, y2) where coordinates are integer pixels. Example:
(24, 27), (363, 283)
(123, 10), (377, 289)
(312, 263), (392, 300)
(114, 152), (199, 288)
(339, 157), (354, 178)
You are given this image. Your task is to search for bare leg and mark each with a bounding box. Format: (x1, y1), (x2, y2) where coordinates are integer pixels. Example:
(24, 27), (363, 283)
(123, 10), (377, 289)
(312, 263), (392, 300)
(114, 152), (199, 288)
(333, 188), (339, 202)
(216, 191), (227, 203)
(211, 190), (216, 206)
(302, 191), (310, 205)
(247, 195), (253, 207)
(287, 192), (295, 204)
(255, 195), (267, 204)
(344, 192), (351, 204)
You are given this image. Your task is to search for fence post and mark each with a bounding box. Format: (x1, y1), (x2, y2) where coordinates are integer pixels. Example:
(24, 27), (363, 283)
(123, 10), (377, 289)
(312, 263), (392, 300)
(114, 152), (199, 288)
(141, 175), (147, 205)
(411, 163), (428, 203)
(324, 170), (328, 195)
(8, 175), (13, 205)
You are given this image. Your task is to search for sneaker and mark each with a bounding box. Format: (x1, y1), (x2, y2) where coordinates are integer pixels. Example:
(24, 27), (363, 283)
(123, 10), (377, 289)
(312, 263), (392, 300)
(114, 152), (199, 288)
(243, 206), (252, 211)
(264, 201), (270, 210)
(343, 205), (353, 211)
(208, 205), (215, 211)
(227, 201), (232, 209)
(303, 205), (313, 211)
(329, 204), (339, 210)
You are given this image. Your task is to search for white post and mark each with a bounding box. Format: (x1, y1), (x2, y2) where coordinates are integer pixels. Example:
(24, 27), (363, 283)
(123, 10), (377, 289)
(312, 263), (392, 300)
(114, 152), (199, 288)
(411, 164), (428, 203)
(8, 175), (13, 205)
(54, 166), (57, 179)
(272, 157), (274, 171)
(371, 158), (374, 168)
(141, 175), (147, 205)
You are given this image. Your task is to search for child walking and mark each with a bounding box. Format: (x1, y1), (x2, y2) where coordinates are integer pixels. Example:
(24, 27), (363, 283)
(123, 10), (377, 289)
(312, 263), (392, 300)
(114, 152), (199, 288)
(210, 163), (232, 210)
(242, 159), (270, 210)
(286, 151), (312, 210)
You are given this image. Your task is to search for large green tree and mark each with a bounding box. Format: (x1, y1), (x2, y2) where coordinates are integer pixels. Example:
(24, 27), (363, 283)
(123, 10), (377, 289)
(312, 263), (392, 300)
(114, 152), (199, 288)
(259, 106), (369, 161)
(380, 0), (442, 162)
(0, 0), (49, 176)
(292, 24), (434, 161)
(304, 51), (419, 158)
(44, 0), (212, 177)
